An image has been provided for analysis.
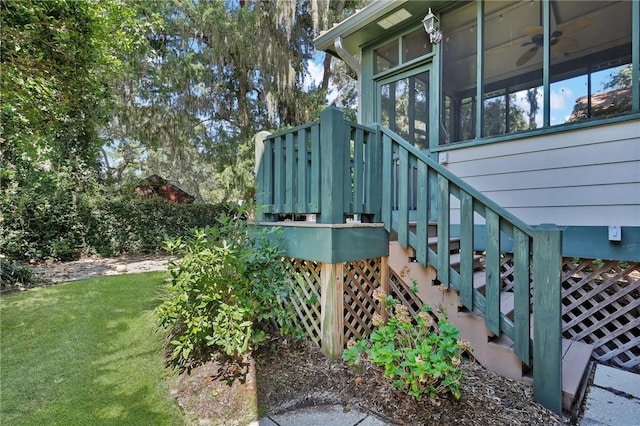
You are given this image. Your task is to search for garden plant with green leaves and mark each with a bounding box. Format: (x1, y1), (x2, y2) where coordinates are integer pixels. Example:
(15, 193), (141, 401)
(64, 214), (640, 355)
(343, 288), (471, 401)
(156, 209), (304, 370)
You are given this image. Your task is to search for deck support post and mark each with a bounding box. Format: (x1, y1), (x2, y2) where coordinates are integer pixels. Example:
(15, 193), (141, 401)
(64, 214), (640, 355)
(320, 262), (344, 359)
(533, 224), (563, 414)
(380, 257), (389, 320)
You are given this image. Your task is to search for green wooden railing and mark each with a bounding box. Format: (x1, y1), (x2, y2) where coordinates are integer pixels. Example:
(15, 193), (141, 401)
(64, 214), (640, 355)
(256, 108), (381, 224)
(255, 107), (563, 413)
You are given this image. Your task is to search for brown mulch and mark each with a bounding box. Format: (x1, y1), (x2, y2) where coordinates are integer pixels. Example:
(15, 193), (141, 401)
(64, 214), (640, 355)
(170, 339), (573, 426)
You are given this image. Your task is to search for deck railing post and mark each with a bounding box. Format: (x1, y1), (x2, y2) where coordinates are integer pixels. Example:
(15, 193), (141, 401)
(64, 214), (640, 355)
(318, 107), (346, 224)
(254, 130), (273, 222)
(532, 224), (563, 414)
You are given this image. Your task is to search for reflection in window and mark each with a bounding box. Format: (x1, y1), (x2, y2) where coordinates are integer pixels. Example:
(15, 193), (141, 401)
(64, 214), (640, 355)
(441, 2), (477, 143)
(550, 1), (632, 124)
(482, 0), (543, 137)
(380, 72), (429, 150)
(374, 40), (399, 74)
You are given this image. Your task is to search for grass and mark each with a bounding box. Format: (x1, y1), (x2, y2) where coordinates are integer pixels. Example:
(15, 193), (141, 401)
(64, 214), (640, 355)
(0, 272), (185, 425)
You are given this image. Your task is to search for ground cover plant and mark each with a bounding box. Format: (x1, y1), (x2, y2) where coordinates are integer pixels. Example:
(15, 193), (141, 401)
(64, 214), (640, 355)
(343, 289), (471, 402)
(0, 272), (185, 425)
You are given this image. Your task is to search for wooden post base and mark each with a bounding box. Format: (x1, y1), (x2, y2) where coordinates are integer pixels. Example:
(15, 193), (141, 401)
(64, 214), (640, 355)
(320, 262), (344, 359)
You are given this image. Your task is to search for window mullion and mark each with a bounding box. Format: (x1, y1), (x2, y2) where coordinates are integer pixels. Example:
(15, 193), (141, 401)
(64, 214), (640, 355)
(476, 0), (483, 139)
(543, 0), (550, 127)
(633, 0), (639, 111)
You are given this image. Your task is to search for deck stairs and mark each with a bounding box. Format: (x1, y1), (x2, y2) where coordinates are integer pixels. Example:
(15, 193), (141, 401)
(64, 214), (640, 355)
(255, 108), (594, 413)
(387, 223), (593, 411)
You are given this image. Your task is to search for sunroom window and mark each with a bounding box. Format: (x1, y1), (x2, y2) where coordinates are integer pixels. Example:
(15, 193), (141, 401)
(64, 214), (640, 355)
(549, 1), (632, 124)
(440, 0), (634, 145)
(374, 28), (433, 75)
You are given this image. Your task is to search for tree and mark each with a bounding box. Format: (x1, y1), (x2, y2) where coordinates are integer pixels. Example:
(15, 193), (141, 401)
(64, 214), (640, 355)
(1, 0), (146, 260)
(483, 95), (527, 137)
(1, 0), (142, 180)
(102, 0), (348, 203)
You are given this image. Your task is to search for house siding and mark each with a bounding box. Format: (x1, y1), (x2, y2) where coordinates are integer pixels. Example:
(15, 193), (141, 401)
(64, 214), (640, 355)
(444, 120), (640, 226)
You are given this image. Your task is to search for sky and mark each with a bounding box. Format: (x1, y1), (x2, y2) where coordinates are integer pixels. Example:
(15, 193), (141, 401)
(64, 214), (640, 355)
(304, 51), (340, 105)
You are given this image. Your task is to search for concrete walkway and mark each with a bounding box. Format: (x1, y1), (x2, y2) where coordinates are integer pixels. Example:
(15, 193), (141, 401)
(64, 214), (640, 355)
(254, 404), (391, 426)
(579, 365), (640, 426)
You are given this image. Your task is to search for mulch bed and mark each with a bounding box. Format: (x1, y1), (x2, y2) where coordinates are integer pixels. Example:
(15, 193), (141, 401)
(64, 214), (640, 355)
(170, 340), (572, 425)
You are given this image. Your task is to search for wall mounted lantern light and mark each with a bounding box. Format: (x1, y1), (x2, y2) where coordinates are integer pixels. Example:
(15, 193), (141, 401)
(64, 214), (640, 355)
(422, 8), (442, 44)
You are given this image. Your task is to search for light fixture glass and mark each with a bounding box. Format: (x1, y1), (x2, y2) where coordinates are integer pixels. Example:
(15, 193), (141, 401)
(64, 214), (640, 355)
(422, 8), (442, 44)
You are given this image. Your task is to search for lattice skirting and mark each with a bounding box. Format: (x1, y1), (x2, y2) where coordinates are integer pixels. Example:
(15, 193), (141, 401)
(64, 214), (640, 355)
(283, 257), (421, 347)
(561, 259), (640, 372)
(283, 258), (322, 346)
(284, 256), (640, 373)
(498, 254), (639, 372)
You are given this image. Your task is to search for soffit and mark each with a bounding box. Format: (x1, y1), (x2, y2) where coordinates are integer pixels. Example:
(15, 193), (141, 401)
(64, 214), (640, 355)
(315, 0), (450, 56)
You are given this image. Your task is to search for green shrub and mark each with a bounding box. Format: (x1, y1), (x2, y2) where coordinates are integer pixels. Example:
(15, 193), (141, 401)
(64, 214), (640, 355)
(156, 209), (303, 370)
(0, 257), (34, 290)
(0, 168), (84, 261)
(1, 164), (230, 261)
(343, 289), (471, 401)
(79, 195), (231, 257)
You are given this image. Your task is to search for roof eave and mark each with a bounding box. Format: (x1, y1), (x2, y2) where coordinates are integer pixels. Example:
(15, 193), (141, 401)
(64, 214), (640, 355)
(314, 0), (407, 56)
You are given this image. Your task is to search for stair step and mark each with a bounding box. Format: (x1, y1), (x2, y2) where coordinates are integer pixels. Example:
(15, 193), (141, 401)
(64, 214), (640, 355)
(445, 252), (483, 271)
(427, 236), (461, 253)
(468, 289), (515, 319)
(561, 339), (593, 411)
(482, 334), (593, 411)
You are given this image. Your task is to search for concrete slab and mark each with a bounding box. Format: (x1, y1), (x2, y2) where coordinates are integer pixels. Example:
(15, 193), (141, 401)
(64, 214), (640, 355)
(580, 387), (640, 426)
(593, 365), (640, 399)
(266, 404), (369, 426)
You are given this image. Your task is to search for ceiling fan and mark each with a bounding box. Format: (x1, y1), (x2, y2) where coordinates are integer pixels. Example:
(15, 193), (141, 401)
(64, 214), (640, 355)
(515, 18), (594, 67)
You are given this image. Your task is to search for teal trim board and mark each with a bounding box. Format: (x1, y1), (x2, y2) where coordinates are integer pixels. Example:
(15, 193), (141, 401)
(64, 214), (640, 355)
(257, 222), (389, 264)
(448, 225), (640, 262)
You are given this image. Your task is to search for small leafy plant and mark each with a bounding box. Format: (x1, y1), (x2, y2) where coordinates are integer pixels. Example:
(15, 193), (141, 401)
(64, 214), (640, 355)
(156, 207), (303, 370)
(343, 288), (471, 401)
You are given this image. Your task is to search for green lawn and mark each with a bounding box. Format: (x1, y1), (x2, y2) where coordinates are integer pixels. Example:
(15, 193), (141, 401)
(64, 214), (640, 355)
(0, 272), (185, 425)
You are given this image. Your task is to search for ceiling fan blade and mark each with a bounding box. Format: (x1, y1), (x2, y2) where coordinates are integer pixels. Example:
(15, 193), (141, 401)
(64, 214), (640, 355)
(524, 25), (543, 37)
(552, 37), (578, 53)
(556, 17), (595, 34)
(516, 46), (539, 67)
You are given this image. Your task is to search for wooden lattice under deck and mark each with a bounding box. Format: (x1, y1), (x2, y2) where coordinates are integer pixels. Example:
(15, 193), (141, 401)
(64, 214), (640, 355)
(284, 256), (640, 373)
(283, 258), (322, 346)
(343, 258), (383, 341)
(495, 255), (639, 372)
(284, 257), (426, 345)
(561, 259), (640, 372)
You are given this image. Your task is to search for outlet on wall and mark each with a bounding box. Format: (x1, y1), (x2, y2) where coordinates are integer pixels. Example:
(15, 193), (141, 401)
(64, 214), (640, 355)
(608, 226), (622, 242)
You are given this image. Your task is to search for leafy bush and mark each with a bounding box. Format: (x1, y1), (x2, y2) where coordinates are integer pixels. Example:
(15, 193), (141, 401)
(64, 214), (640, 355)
(0, 257), (34, 291)
(79, 195), (231, 257)
(156, 209), (303, 370)
(0, 167), (84, 261)
(343, 289), (471, 401)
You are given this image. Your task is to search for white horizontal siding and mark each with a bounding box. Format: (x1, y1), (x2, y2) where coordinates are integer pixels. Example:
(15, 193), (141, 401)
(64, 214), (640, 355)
(445, 120), (640, 226)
